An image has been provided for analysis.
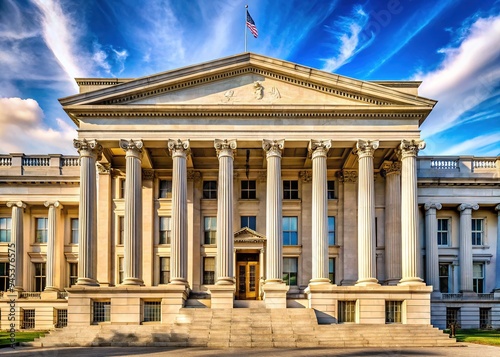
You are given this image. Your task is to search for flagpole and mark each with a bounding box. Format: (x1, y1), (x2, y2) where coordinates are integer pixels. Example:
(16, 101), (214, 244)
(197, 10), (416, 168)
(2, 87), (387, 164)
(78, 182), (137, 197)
(245, 5), (248, 52)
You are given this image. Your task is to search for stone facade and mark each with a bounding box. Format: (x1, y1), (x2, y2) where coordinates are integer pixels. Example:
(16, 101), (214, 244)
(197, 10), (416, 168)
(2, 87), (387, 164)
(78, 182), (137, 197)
(0, 54), (498, 330)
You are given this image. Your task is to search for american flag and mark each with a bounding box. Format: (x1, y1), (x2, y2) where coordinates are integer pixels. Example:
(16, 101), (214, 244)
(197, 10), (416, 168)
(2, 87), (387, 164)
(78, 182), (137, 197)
(246, 10), (258, 38)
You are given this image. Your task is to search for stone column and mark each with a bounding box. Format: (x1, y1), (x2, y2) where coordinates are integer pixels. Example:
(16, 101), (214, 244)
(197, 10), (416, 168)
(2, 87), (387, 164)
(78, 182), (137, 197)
(73, 139), (102, 286)
(7, 201), (26, 291)
(458, 203), (479, 293)
(495, 204), (500, 291)
(309, 139), (332, 284)
(262, 139), (285, 283)
(355, 139), (379, 286)
(214, 139), (237, 285)
(44, 201), (62, 291)
(424, 203), (442, 292)
(120, 139), (144, 286)
(383, 162), (402, 285)
(399, 139), (426, 285)
(168, 139), (190, 286)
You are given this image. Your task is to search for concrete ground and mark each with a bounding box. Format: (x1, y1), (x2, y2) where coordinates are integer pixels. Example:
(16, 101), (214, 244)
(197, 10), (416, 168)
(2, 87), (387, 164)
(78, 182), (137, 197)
(0, 344), (499, 357)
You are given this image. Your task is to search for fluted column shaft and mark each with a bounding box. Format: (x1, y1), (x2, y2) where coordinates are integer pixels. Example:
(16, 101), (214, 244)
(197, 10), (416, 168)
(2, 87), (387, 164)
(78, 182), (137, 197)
(496, 205), (500, 291)
(458, 203), (479, 292)
(44, 201), (62, 291)
(425, 203), (442, 291)
(7, 201), (26, 290)
(355, 140), (379, 286)
(263, 139), (285, 283)
(74, 139), (102, 286)
(309, 140), (331, 284)
(399, 139), (425, 285)
(168, 139), (190, 286)
(120, 139), (144, 286)
(384, 162), (402, 284)
(215, 139), (237, 285)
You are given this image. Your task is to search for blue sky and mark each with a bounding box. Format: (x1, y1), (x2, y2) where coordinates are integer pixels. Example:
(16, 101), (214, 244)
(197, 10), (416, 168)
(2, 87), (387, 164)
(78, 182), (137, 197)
(0, 0), (499, 156)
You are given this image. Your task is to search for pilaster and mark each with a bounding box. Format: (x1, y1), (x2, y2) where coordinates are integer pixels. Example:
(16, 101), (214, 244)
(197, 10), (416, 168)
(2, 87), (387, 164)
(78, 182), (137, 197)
(43, 201), (63, 292)
(96, 163), (112, 286)
(495, 204), (500, 292)
(6, 201), (26, 291)
(458, 203), (479, 293)
(424, 203), (442, 292)
(383, 161), (401, 285)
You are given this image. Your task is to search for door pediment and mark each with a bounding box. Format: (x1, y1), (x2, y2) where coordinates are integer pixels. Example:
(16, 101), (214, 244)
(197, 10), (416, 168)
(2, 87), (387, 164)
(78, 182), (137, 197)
(234, 227), (266, 243)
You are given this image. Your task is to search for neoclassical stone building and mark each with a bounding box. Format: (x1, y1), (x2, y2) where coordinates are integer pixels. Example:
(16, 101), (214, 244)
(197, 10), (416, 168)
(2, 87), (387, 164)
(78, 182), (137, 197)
(0, 53), (499, 331)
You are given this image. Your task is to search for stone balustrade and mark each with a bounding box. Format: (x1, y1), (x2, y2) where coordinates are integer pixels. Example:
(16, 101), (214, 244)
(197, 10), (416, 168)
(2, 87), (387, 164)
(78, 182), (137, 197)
(418, 156), (499, 178)
(0, 153), (80, 176)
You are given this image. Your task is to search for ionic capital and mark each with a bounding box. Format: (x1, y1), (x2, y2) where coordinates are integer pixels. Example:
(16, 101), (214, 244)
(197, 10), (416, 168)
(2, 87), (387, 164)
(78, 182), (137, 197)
(399, 139), (426, 159)
(44, 201), (63, 209)
(424, 202), (442, 211)
(214, 139), (237, 158)
(458, 203), (479, 212)
(120, 139), (143, 158)
(96, 162), (111, 175)
(299, 170), (312, 183)
(308, 139), (331, 159)
(187, 170), (202, 182)
(73, 139), (103, 160)
(7, 201), (26, 209)
(355, 139), (379, 159)
(142, 169), (154, 181)
(168, 139), (190, 158)
(381, 161), (401, 176)
(262, 139), (285, 158)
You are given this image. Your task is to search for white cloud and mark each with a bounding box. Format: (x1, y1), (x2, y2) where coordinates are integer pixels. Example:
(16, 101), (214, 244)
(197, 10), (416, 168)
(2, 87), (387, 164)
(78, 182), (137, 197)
(417, 15), (500, 137)
(439, 132), (500, 156)
(321, 5), (373, 72)
(0, 97), (75, 154)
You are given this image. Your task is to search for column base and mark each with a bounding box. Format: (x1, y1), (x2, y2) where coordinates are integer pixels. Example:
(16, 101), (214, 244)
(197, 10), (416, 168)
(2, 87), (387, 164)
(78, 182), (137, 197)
(209, 284), (235, 309)
(76, 277), (99, 286)
(121, 277), (145, 286)
(216, 277), (236, 285)
(14, 286), (24, 292)
(385, 278), (400, 286)
(355, 278), (380, 286)
(398, 277), (425, 286)
(459, 290), (477, 297)
(168, 278), (189, 287)
(262, 282), (289, 308)
(309, 278), (331, 285)
(305, 283), (336, 324)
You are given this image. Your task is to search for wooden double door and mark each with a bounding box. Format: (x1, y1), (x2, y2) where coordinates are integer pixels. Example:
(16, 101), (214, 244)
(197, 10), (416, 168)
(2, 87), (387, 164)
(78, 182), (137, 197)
(236, 261), (259, 300)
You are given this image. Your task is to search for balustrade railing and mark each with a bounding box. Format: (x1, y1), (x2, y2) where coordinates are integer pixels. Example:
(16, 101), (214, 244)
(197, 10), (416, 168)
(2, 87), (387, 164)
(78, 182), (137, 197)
(0, 154), (80, 172)
(19, 292), (42, 299)
(61, 157), (80, 166)
(441, 293), (463, 300)
(22, 156), (50, 166)
(0, 156), (12, 166)
(430, 159), (459, 170)
(473, 159), (497, 169)
(477, 293), (494, 300)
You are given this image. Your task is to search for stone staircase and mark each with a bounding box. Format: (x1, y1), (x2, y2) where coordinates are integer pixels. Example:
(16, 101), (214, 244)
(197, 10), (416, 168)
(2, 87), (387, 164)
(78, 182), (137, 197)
(22, 308), (459, 348)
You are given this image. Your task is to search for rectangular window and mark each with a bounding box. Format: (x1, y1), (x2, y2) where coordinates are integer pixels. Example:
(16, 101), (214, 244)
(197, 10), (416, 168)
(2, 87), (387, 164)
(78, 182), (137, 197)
(69, 263), (78, 286)
(35, 218), (48, 243)
(283, 217), (298, 245)
(159, 180), (172, 199)
(327, 180), (336, 199)
(203, 181), (217, 199)
(204, 217), (217, 245)
(159, 217), (171, 244)
(34, 262), (46, 292)
(329, 258), (335, 284)
(385, 301), (402, 324)
(472, 219), (484, 246)
(143, 301), (161, 322)
(203, 257), (215, 285)
(241, 180), (257, 199)
(22, 309), (35, 329)
(446, 307), (460, 328)
(338, 301), (356, 323)
(93, 301), (111, 323)
(160, 257), (170, 284)
(118, 217), (124, 245)
(480, 308), (491, 329)
(118, 257), (124, 284)
(283, 180), (299, 199)
(283, 257), (298, 286)
(55, 309), (68, 328)
(437, 218), (449, 246)
(240, 216), (256, 231)
(473, 263), (484, 293)
(0, 217), (12, 242)
(0, 262), (9, 291)
(439, 263), (450, 293)
(70, 218), (79, 244)
(328, 216), (335, 246)
(120, 179), (126, 199)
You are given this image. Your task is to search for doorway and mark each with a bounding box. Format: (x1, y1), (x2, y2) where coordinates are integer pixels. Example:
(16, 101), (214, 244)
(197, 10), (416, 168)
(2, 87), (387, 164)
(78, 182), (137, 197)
(236, 253), (259, 300)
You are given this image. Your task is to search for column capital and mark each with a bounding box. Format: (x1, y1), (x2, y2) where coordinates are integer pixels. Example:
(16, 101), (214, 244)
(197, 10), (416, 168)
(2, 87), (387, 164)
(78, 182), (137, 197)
(214, 139), (237, 158)
(337, 170), (358, 183)
(96, 162), (111, 175)
(424, 202), (442, 211)
(399, 139), (426, 159)
(308, 139), (331, 159)
(73, 139), (102, 160)
(142, 169), (154, 181)
(381, 161), (401, 176)
(262, 139), (285, 158)
(44, 201), (63, 209)
(495, 204), (500, 212)
(120, 139), (143, 158)
(168, 139), (190, 158)
(355, 139), (379, 159)
(187, 170), (201, 182)
(458, 203), (479, 212)
(7, 201), (26, 209)
(299, 170), (312, 183)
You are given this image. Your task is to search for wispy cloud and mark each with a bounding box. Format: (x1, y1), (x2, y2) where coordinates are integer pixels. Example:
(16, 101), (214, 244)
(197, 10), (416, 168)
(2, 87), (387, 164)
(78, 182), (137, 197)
(321, 4), (373, 72)
(439, 132), (500, 156)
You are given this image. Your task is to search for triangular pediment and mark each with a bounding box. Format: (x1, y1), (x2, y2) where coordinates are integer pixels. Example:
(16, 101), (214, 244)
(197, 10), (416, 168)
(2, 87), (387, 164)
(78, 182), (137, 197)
(234, 227), (266, 243)
(60, 53), (436, 110)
